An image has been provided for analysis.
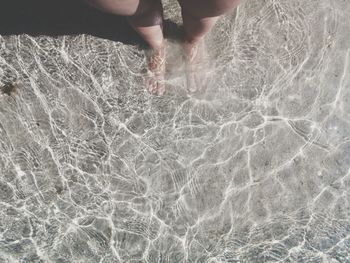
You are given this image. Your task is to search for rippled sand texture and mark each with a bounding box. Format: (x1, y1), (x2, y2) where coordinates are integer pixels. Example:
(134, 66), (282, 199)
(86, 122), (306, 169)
(1, 0), (350, 262)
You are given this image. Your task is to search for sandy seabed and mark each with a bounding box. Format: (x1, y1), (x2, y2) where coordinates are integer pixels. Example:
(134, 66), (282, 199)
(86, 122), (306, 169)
(1, 0), (350, 262)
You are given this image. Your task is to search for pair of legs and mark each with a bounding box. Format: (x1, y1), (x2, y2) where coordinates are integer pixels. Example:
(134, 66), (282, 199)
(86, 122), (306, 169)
(85, 0), (240, 95)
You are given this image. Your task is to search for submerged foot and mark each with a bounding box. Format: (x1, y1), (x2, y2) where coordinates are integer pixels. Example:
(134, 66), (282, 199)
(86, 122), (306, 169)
(183, 39), (208, 93)
(145, 45), (166, 96)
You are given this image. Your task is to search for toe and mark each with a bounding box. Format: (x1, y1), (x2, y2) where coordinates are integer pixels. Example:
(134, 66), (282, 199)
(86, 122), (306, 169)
(187, 77), (197, 93)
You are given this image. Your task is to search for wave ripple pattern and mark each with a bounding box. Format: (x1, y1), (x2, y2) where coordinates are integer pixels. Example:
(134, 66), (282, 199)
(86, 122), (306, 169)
(1, 0), (350, 262)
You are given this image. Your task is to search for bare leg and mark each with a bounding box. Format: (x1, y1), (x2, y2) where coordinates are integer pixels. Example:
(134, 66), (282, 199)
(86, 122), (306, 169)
(85, 0), (166, 95)
(181, 11), (219, 92)
(127, 1), (166, 95)
(178, 0), (240, 92)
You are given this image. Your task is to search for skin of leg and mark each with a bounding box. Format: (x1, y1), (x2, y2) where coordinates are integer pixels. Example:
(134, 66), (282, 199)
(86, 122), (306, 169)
(177, 0), (240, 92)
(178, 0), (240, 44)
(85, 0), (164, 50)
(127, 0), (164, 51)
(126, 0), (166, 95)
(84, 0), (166, 95)
(178, 0), (240, 20)
(85, 0), (164, 17)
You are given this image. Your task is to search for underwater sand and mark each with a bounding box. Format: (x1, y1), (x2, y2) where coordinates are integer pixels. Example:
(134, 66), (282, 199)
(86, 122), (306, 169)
(0, 0), (350, 262)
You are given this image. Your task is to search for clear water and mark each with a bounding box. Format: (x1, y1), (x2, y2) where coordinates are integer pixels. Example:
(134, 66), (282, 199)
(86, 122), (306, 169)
(0, 0), (350, 262)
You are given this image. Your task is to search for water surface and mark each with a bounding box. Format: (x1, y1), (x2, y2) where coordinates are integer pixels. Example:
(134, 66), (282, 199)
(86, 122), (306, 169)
(0, 0), (350, 262)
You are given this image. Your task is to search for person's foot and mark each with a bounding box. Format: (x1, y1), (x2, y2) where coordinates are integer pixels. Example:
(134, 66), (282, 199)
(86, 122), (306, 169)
(145, 45), (166, 96)
(183, 39), (208, 93)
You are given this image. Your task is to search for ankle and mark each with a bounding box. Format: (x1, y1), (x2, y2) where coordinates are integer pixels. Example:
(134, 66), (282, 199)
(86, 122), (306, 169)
(152, 39), (165, 52)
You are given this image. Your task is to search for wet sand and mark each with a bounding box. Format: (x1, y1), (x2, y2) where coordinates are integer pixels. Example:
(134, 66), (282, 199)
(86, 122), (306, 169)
(1, 0), (350, 262)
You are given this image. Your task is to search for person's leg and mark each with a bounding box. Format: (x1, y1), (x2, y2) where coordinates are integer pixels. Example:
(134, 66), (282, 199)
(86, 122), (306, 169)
(85, 0), (166, 95)
(179, 0), (240, 43)
(178, 0), (240, 92)
(127, 0), (166, 95)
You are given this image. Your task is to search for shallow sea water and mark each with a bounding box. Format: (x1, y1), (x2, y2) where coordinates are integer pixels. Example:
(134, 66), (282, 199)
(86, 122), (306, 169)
(1, 0), (350, 262)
